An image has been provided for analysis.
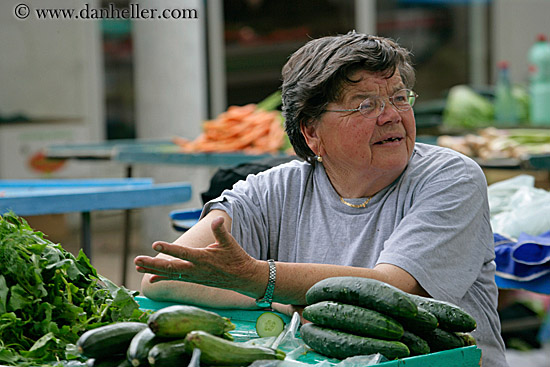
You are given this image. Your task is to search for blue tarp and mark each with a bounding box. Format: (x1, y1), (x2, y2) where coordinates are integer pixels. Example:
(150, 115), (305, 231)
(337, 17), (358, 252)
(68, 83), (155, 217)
(495, 232), (550, 282)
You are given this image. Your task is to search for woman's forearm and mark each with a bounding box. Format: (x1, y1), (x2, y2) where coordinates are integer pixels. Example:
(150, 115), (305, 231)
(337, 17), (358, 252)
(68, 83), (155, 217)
(140, 273), (259, 309)
(140, 261), (425, 310)
(260, 262), (428, 305)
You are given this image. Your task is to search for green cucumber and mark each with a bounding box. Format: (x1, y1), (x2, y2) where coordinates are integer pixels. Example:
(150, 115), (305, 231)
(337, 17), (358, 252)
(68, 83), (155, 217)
(396, 306), (438, 334)
(76, 322), (147, 359)
(300, 323), (410, 360)
(256, 312), (285, 338)
(456, 332), (477, 346)
(400, 330), (430, 356)
(184, 330), (286, 365)
(409, 294), (477, 332)
(147, 305), (235, 338)
(127, 327), (169, 367)
(85, 357), (131, 367)
(302, 301), (404, 340)
(147, 339), (190, 367)
(305, 277), (417, 319)
(419, 327), (465, 352)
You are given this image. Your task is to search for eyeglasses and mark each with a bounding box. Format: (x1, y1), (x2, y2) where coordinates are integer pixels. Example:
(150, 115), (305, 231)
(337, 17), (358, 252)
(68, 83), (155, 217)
(324, 89), (418, 119)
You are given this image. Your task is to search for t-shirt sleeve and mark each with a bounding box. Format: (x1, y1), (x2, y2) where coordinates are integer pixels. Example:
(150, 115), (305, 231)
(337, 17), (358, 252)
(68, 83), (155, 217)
(376, 157), (494, 304)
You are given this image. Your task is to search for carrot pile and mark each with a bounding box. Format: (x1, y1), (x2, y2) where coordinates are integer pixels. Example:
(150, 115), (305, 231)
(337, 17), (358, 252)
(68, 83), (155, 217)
(173, 103), (287, 154)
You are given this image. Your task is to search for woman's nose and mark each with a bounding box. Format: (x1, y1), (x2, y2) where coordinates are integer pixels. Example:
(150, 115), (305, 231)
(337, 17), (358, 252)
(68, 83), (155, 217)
(376, 101), (401, 125)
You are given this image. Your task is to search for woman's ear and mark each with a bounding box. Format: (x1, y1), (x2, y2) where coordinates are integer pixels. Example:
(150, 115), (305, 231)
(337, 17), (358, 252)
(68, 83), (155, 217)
(301, 121), (321, 155)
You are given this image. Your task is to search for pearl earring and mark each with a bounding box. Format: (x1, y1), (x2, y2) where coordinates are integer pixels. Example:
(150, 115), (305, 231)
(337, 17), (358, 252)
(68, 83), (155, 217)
(316, 155), (323, 163)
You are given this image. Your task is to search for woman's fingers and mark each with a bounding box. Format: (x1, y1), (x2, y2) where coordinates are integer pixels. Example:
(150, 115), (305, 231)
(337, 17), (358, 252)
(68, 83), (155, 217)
(134, 253), (191, 276)
(151, 241), (193, 259)
(134, 216), (256, 290)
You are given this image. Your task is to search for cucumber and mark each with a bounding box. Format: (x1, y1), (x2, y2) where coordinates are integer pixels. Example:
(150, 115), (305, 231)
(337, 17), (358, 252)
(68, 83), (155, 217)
(409, 294), (477, 332)
(456, 332), (477, 346)
(300, 323), (410, 360)
(305, 277), (417, 319)
(147, 339), (190, 367)
(400, 330), (430, 356)
(419, 327), (465, 352)
(396, 306), (438, 334)
(256, 312), (285, 338)
(147, 305), (235, 338)
(127, 327), (169, 367)
(85, 357), (131, 367)
(77, 322), (147, 359)
(302, 301), (404, 340)
(184, 330), (286, 365)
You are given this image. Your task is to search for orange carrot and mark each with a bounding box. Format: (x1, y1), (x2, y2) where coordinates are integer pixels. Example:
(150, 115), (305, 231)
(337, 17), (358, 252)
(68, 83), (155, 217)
(173, 103), (286, 154)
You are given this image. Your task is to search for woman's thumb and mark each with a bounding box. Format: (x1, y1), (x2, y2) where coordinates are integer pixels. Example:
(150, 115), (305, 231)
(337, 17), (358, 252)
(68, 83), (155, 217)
(211, 216), (234, 246)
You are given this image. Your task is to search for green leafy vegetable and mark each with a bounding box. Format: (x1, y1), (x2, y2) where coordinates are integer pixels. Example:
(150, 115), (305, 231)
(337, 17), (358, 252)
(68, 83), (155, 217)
(0, 212), (149, 366)
(442, 84), (531, 129)
(443, 85), (494, 129)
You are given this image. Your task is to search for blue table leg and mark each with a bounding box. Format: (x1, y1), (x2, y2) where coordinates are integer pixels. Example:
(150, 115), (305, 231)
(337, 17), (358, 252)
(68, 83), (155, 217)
(122, 208), (131, 286)
(122, 164), (133, 286)
(81, 211), (91, 259)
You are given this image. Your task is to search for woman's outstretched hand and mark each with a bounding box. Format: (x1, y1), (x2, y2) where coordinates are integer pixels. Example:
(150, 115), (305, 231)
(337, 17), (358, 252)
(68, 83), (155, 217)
(134, 216), (262, 295)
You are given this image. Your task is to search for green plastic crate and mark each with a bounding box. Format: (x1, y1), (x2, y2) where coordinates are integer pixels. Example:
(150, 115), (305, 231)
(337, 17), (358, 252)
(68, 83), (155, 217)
(136, 296), (482, 366)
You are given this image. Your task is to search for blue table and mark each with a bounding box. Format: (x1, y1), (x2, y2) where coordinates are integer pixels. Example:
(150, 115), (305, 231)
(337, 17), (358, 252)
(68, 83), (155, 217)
(45, 139), (282, 168)
(0, 178), (192, 285)
(114, 142), (284, 166)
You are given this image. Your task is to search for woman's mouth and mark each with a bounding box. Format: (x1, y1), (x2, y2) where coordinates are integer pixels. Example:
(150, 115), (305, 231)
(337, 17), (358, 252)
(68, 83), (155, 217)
(374, 137), (403, 145)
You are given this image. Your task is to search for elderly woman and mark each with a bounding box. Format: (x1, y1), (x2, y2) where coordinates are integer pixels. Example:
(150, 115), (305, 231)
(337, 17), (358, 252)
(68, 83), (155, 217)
(134, 32), (507, 366)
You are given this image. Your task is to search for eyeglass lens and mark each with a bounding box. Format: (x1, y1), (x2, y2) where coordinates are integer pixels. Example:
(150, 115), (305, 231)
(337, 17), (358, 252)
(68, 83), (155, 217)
(359, 89), (416, 118)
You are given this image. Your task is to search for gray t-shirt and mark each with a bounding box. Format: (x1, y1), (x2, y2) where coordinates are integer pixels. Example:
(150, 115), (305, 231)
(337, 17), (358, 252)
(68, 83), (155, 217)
(204, 143), (508, 367)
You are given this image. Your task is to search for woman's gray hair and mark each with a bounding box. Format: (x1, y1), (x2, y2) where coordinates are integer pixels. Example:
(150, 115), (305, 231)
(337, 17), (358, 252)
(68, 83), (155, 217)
(281, 31), (415, 162)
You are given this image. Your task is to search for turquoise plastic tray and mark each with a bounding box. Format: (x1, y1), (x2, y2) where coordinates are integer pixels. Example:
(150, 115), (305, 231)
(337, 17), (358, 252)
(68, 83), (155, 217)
(136, 296), (482, 366)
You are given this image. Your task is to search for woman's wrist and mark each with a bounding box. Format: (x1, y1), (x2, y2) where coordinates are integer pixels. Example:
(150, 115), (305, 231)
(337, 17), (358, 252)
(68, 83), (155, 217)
(255, 259), (276, 308)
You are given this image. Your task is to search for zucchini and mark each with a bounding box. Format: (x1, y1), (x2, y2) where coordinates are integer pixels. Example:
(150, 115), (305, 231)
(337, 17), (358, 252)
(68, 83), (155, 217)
(184, 330), (286, 365)
(305, 277), (417, 319)
(419, 327), (465, 352)
(147, 305), (235, 338)
(409, 294), (477, 332)
(147, 339), (190, 367)
(300, 323), (410, 360)
(395, 306), (438, 334)
(127, 327), (169, 367)
(302, 301), (404, 340)
(77, 322), (147, 359)
(400, 331), (430, 356)
(256, 312), (285, 338)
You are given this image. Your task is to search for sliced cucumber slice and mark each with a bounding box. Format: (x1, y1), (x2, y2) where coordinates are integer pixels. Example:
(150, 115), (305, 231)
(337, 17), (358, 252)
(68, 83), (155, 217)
(256, 312), (285, 338)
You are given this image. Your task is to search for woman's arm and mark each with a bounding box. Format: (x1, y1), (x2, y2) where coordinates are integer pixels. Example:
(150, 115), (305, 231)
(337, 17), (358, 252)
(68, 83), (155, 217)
(135, 212), (428, 308)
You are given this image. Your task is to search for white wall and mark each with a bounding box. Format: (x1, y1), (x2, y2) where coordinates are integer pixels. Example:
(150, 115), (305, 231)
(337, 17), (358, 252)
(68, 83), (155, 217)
(0, 0), (104, 135)
(0, 0), (104, 179)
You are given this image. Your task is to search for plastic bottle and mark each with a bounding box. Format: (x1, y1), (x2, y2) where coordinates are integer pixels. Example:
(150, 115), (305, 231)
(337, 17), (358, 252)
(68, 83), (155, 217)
(494, 61), (519, 127)
(528, 34), (550, 125)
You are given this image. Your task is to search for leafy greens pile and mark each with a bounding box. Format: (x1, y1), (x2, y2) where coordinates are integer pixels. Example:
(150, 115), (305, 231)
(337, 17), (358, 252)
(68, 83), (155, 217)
(0, 212), (149, 366)
(442, 84), (530, 129)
